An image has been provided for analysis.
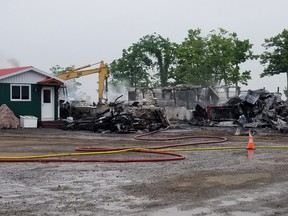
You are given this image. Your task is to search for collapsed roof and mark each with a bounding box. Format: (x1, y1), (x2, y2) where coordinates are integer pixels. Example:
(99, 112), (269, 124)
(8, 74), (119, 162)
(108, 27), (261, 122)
(191, 89), (288, 133)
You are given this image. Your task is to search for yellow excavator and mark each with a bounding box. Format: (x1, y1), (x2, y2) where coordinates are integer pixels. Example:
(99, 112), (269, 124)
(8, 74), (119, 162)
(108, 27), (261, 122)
(57, 61), (109, 104)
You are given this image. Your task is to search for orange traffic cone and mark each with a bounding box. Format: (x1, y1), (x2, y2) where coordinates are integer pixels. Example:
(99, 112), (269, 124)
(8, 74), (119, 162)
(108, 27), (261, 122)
(246, 131), (255, 150)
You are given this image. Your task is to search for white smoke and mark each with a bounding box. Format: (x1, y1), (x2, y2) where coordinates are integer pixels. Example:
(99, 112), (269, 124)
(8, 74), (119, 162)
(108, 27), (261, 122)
(70, 76), (132, 105)
(107, 81), (129, 102)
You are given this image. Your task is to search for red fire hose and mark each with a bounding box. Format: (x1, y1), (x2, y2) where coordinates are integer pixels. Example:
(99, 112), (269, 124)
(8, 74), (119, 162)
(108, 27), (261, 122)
(0, 127), (227, 163)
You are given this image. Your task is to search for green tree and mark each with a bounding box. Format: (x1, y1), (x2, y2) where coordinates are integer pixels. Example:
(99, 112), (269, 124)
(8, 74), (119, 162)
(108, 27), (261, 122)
(174, 28), (254, 87)
(174, 28), (212, 86)
(109, 33), (177, 88)
(207, 28), (254, 86)
(109, 45), (152, 88)
(137, 34), (178, 87)
(260, 29), (288, 95)
(229, 37), (254, 86)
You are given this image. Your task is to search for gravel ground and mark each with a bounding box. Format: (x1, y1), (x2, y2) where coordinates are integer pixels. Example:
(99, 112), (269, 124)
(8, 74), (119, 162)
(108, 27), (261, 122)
(1, 127), (288, 216)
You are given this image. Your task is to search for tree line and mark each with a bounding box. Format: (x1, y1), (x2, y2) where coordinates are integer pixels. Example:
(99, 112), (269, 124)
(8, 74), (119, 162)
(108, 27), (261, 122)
(109, 28), (288, 96)
(50, 28), (288, 97)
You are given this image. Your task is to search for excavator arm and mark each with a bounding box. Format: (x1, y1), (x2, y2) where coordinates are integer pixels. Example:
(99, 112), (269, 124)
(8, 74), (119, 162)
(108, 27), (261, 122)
(57, 61), (109, 104)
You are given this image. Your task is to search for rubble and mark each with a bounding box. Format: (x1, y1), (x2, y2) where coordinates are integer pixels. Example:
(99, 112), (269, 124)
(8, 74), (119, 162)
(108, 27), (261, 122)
(191, 89), (288, 133)
(0, 104), (20, 129)
(61, 96), (170, 133)
(61, 88), (288, 134)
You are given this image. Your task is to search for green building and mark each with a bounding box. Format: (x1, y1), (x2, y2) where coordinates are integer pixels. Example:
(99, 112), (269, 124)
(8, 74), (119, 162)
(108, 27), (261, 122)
(0, 66), (64, 122)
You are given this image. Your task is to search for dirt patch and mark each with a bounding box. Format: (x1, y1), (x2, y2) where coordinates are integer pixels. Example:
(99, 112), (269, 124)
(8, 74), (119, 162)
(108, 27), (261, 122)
(1, 127), (288, 215)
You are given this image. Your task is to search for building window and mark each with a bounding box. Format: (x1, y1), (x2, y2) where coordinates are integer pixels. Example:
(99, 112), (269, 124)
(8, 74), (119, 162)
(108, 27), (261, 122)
(11, 84), (31, 101)
(43, 89), (51, 103)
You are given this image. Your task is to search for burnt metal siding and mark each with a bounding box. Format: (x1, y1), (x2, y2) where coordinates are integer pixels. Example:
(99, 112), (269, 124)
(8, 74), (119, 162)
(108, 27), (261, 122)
(0, 83), (41, 119)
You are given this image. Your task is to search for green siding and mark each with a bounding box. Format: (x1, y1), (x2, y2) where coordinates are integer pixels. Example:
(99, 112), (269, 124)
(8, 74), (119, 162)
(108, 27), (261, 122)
(0, 83), (58, 120)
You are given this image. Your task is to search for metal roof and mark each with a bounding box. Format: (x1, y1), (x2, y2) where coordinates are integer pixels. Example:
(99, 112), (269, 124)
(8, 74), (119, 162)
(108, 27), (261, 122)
(0, 66), (32, 77)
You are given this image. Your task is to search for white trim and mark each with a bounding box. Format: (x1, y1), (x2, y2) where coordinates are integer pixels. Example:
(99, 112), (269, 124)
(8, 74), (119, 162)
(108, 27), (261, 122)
(10, 84), (31, 101)
(41, 86), (55, 121)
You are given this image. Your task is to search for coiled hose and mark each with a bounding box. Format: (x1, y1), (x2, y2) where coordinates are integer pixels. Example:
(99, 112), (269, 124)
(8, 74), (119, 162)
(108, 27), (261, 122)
(0, 127), (287, 162)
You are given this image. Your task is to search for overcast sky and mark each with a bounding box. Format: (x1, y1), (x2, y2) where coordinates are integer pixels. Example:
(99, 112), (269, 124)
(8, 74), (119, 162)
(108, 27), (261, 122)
(1, 0), (288, 101)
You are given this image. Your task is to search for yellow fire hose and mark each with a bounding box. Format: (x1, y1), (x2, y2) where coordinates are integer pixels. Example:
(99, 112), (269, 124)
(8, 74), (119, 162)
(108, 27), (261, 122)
(0, 146), (288, 160)
(1, 127), (287, 162)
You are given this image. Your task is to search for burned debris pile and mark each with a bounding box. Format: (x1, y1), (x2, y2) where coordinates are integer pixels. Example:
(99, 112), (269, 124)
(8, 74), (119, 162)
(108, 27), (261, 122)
(61, 96), (170, 133)
(0, 104), (19, 129)
(191, 89), (288, 133)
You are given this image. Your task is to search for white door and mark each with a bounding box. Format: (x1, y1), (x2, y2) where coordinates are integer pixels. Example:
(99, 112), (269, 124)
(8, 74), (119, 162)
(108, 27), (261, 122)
(41, 87), (55, 121)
